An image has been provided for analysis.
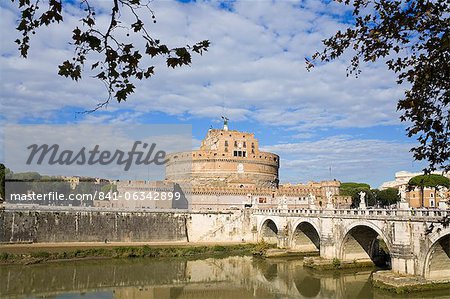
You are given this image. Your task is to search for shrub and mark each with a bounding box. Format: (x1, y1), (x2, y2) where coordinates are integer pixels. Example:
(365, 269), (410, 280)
(0, 252), (9, 261)
(332, 258), (341, 268)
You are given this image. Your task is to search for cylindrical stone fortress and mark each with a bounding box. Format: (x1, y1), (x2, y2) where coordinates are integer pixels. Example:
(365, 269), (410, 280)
(166, 128), (279, 187)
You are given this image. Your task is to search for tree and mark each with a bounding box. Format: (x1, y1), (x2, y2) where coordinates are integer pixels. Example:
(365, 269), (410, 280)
(0, 164), (8, 200)
(101, 184), (118, 195)
(11, 0), (210, 110)
(339, 182), (374, 207)
(339, 182), (371, 196)
(408, 174), (450, 207)
(372, 188), (400, 207)
(308, 0), (449, 173)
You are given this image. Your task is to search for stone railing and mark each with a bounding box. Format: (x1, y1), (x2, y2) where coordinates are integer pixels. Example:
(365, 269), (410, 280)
(253, 207), (449, 220)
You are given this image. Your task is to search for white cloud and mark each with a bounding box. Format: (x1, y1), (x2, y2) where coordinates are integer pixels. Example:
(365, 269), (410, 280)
(1, 0), (404, 128)
(0, 0), (421, 185)
(261, 136), (426, 188)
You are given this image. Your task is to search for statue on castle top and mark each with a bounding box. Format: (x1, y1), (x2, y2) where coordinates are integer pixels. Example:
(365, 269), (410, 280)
(221, 116), (229, 131)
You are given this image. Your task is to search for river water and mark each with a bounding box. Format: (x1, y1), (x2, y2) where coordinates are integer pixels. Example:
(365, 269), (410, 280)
(0, 255), (449, 299)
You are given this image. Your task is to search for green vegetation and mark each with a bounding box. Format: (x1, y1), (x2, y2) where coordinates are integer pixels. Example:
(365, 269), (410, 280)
(372, 278), (450, 294)
(409, 174), (450, 189)
(101, 184), (118, 195)
(372, 188), (400, 207)
(0, 164), (12, 200)
(0, 243), (266, 265)
(408, 174), (450, 207)
(303, 257), (375, 271)
(252, 240), (274, 256)
(339, 182), (371, 196)
(3, 169), (113, 206)
(340, 182), (374, 208)
(341, 182), (402, 208)
(332, 258), (341, 269)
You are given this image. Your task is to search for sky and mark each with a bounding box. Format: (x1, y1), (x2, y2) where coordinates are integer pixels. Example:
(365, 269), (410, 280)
(0, 0), (428, 188)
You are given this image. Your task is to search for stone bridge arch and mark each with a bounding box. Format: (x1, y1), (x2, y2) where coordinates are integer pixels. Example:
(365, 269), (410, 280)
(289, 219), (321, 253)
(259, 217), (280, 244)
(339, 221), (392, 268)
(423, 227), (450, 280)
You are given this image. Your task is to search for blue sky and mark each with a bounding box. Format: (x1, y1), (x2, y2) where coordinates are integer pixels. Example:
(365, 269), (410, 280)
(0, 0), (427, 187)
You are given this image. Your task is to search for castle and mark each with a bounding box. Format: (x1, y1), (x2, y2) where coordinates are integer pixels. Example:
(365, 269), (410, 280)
(109, 119), (350, 210)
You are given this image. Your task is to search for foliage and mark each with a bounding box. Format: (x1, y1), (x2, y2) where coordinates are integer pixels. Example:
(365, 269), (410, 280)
(9, 171), (41, 181)
(340, 182), (373, 207)
(309, 0), (450, 172)
(11, 0), (210, 110)
(0, 244), (262, 264)
(0, 252), (9, 261)
(339, 182), (371, 196)
(101, 184), (118, 194)
(252, 240), (274, 256)
(372, 188), (401, 207)
(408, 174), (450, 188)
(332, 258), (341, 269)
(408, 174), (449, 207)
(0, 164), (10, 200)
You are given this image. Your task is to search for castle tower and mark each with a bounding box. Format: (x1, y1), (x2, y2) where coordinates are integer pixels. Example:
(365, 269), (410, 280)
(165, 120), (279, 187)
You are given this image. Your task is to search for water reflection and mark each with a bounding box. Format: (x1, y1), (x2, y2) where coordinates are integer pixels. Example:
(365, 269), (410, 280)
(0, 256), (448, 299)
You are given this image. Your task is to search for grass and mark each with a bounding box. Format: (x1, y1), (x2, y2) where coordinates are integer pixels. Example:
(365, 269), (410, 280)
(303, 257), (375, 271)
(372, 278), (450, 294)
(0, 243), (269, 265)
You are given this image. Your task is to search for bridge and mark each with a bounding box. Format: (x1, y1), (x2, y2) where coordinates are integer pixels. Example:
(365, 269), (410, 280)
(253, 207), (450, 281)
(1, 204), (449, 283)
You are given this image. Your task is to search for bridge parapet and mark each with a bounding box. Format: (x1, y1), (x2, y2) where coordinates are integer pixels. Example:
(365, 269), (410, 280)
(254, 208), (449, 221)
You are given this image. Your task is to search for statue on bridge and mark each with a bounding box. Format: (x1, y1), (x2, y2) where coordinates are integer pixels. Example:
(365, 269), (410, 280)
(397, 185), (410, 209)
(358, 191), (367, 209)
(438, 187), (449, 209)
(438, 187), (447, 200)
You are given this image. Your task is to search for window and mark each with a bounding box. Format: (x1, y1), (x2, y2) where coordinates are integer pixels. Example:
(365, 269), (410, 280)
(234, 150), (246, 157)
(243, 141), (246, 148)
(234, 141), (238, 147)
(251, 143), (255, 148)
(225, 140), (228, 146)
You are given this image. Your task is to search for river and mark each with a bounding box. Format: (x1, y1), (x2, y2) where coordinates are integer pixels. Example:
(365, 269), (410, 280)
(0, 255), (449, 299)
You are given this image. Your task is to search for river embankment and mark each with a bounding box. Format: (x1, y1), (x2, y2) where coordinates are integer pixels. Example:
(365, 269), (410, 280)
(0, 242), (272, 265)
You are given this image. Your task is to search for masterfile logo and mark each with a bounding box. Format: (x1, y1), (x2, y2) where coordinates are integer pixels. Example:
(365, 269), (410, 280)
(26, 141), (168, 171)
(5, 124), (192, 180)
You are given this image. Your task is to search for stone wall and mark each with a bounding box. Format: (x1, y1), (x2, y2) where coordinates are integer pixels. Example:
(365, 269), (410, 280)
(0, 210), (188, 243)
(0, 208), (254, 244)
(187, 210), (255, 242)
